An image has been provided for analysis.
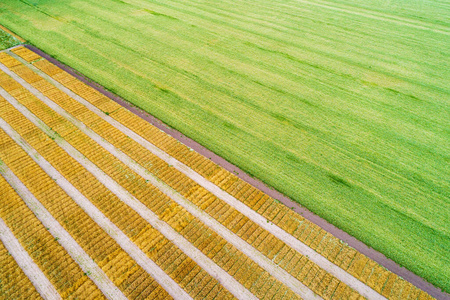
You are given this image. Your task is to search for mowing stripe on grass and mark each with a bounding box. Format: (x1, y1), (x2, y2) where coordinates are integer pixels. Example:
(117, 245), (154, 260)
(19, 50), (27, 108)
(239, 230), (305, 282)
(5, 52), (320, 299)
(0, 82), (256, 300)
(0, 117), (192, 300)
(0, 217), (60, 300)
(5, 53), (386, 300)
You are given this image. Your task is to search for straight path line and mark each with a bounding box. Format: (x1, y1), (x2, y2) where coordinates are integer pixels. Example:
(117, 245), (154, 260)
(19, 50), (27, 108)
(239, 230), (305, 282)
(5, 53), (386, 300)
(0, 116), (191, 300)
(0, 217), (60, 300)
(0, 81), (256, 300)
(0, 158), (125, 300)
(4, 50), (320, 299)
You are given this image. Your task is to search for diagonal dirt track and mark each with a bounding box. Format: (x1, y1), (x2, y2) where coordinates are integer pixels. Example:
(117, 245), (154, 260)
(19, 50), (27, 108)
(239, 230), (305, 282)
(0, 45), (438, 299)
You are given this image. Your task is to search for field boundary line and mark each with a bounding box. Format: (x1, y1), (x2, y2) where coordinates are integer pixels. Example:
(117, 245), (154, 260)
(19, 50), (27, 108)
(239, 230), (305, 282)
(5, 52), (386, 299)
(0, 216), (60, 300)
(0, 24), (26, 42)
(0, 114), (192, 300)
(0, 77), (256, 300)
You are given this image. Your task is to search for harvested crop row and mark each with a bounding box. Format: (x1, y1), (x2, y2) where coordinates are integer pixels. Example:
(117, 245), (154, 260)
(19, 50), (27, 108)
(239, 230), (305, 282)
(7, 50), (359, 298)
(0, 99), (168, 299)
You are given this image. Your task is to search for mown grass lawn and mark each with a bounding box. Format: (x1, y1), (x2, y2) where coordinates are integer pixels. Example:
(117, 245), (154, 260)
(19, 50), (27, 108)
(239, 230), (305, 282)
(1, 0), (449, 291)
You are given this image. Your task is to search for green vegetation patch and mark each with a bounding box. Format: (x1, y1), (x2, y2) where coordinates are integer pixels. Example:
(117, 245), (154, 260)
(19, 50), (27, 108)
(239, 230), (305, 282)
(0, 0), (448, 291)
(0, 27), (21, 50)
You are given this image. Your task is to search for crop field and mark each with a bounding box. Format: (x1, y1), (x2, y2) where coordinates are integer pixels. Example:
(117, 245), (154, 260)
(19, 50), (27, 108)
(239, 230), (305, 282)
(0, 27), (21, 50)
(0, 0), (449, 295)
(0, 45), (438, 299)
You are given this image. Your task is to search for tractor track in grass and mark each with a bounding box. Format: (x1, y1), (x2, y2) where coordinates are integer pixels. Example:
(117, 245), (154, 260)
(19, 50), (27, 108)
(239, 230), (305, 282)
(0, 45), (442, 299)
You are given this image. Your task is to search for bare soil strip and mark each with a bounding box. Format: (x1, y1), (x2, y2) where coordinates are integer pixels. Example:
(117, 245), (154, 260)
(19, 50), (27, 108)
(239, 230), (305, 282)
(6, 51), (385, 300)
(0, 217), (60, 300)
(0, 117), (192, 300)
(0, 78), (256, 300)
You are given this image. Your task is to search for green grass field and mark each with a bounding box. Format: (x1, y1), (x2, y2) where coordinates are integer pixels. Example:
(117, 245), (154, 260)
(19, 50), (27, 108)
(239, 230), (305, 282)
(0, 27), (21, 50)
(1, 0), (449, 292)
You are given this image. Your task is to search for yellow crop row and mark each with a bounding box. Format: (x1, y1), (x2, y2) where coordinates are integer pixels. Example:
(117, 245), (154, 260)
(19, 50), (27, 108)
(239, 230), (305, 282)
(0, 78), (65, 135)
(33, 58), (63, 76)
(0, 53), (21, 68)
(0, 160), (102, 299)
(0, 221), (42, 299)
(11, 46), (41, 63)
(11, 64), (42, 84)
(0, 70), (22, 92)
(0, 103), (166, 299)
(51, 71), (75, 85)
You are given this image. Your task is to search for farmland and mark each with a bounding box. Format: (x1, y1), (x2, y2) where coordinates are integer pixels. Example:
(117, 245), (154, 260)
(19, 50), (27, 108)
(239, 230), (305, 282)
(0, 27), (21, 50)
(0, 46), (432, 299)
(0, 0), (449, 294)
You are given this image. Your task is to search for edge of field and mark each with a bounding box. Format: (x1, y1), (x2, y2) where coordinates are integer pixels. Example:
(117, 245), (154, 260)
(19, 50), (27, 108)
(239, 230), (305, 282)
(0, 25), (25, 51)
(20, 43), (450, 300)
